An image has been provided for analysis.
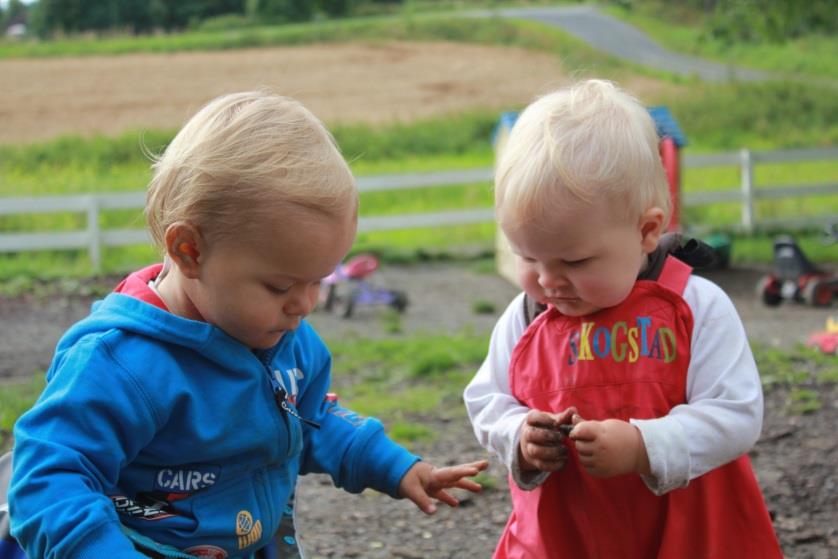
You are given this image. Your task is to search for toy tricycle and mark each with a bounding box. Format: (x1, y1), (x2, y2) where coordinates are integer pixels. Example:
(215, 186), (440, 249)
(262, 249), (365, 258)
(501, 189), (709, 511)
(321, 254), (408, 318)
(757, 227), (838, 308)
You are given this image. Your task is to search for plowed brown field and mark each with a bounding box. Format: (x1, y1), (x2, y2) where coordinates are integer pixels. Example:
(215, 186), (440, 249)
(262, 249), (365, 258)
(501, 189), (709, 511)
(0, 41), (673, 145)
(0, 42), (566, 144)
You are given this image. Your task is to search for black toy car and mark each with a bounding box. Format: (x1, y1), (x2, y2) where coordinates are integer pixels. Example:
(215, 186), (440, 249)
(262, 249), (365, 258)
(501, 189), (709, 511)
(757, 233), (838, 308)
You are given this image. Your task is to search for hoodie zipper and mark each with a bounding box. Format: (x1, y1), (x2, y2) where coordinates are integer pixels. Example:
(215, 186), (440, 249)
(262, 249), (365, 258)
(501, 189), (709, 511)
(259, 346), (320, 430)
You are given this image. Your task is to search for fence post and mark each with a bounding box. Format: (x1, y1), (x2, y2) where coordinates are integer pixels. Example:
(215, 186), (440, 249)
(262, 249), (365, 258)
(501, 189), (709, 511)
(740, 148), (755, 234)
(87, 195), (102, 272)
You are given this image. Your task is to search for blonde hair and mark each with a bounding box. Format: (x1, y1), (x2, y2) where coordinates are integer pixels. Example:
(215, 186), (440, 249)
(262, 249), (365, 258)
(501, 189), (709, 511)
(146, 91), (357, 252)
(495, 79), (670, 230)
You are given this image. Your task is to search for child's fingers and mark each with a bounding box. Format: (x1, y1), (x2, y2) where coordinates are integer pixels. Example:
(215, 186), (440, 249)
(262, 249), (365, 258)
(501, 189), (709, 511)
(466, 459), (489, 473)
(434, 460), (488, 483)
(404, 486), (437, 515)
(555, 406), (578, 424)
(433, 489), (460, 508)
(524, 444), (568, 472)
(568, 419), (597, 441)
(526, 409), (557, 427)
(525, 421), (566, 446)
(452, 478), (483, 493)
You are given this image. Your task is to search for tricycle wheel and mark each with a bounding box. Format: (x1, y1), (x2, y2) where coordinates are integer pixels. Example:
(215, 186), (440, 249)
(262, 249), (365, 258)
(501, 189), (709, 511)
(804, 279), (835, 308)
(339, 290), (358, 319)
(390, 291), (409, 313)
(322, 284), (337, 312)
(757, 276), (782, 307)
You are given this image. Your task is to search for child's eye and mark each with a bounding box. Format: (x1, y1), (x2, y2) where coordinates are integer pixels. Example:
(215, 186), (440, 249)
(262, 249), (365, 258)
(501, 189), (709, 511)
(563, 258), (590, 266)
(266, 283), (292, 295)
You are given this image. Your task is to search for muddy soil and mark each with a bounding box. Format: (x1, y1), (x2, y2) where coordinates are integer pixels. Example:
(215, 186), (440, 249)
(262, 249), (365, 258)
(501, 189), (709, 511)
(0, 262), (835, 558)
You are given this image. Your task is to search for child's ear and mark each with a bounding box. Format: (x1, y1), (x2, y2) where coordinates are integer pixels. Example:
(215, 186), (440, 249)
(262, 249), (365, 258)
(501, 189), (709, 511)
(164, 222), (203, 279)
(638, 207), (665, 254)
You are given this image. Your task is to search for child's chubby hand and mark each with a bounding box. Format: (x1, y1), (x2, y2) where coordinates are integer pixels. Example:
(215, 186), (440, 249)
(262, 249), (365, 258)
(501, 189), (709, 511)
(568, 415), (651, 478)
(518, 406), (577, 472)
(399, 459), (489, 515)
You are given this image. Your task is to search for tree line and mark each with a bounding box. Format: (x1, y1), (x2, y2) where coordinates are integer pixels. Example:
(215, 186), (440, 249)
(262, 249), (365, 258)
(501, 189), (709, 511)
(3, 0), (402, 37)
(622, 0), (835, 43)
(2, 0), (834, 42)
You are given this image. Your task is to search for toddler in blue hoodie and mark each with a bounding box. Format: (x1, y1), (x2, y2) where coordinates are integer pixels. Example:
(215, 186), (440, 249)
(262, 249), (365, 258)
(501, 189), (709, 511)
(8, 91), (487, 559)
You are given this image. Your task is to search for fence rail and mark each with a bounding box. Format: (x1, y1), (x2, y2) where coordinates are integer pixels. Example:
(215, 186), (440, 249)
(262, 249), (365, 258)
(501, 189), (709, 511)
(1, 147), (836, 270)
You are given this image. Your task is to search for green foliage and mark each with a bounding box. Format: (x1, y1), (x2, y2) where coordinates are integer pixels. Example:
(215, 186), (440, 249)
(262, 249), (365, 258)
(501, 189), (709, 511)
(752, 344), (834, 416)
(471, 471), (498, 491)
(333, 111), (498, 162)
(606, 2), (838, 77)
(327, 330), (487, 384)
(755, 344), (836, 388)
(662, 81), (838, 150)
(703, 0), (835, 44)
(612, 0), (835, 44)
(252, 0), (313, 23)
(321, 329), (488, 436)
(786, 388), (821, 414)
(28, 0), (249, 36)
(0, 374), (46, 452)
(388, 422), (434, 443)
(471, 299), (496, 315)
(0, 12), (608, 62)
(379, 308), (404, 334)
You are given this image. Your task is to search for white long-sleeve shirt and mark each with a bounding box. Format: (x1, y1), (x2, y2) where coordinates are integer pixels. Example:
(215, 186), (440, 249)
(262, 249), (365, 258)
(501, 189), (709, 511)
(464, 275), (764, 495)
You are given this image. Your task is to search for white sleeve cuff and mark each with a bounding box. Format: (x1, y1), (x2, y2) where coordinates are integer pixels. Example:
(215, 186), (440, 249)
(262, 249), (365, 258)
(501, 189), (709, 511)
(631, 416), (690, 495)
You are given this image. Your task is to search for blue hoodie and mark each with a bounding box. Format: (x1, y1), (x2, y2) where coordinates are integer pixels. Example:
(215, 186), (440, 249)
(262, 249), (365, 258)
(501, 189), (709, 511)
(9, 267), (419, 559)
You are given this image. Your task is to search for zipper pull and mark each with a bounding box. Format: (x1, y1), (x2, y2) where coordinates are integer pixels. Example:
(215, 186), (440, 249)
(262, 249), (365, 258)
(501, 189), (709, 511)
(274, 387), (321, 429)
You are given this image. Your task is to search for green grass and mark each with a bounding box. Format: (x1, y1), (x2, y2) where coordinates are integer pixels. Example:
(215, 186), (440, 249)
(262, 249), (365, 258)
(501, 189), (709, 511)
(315, 330), (489, 444)
(0, 375), (46, 451)
(681, 158), (838, 233)
(604, 4), (838, 80)
(754, 343), (837, 415)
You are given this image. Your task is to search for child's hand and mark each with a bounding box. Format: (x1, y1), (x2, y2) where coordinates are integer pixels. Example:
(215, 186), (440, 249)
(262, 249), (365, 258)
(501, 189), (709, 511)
(568, 416), (651, 478)
(518, 407), (577, 472)
(399, 459), (489, 515)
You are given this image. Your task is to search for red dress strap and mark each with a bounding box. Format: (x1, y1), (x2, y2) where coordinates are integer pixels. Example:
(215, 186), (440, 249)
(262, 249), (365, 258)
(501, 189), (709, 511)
(656, 255), (692, 295)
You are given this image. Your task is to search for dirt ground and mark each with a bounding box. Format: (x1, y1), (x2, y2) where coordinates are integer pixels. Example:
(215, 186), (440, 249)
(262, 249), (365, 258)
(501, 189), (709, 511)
(1, 262), (835, 558)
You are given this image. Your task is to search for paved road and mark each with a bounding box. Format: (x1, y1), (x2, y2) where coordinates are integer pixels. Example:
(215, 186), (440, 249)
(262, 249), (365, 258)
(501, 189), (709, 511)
(475, 5), (770, 82)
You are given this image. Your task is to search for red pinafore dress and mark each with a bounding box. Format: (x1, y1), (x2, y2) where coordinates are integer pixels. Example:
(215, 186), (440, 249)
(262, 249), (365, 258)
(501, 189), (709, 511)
(496, 256), (783, 559)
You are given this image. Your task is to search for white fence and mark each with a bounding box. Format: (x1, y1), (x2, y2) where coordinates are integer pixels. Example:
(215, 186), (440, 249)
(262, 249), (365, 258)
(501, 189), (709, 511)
(1, 147), (836, 270)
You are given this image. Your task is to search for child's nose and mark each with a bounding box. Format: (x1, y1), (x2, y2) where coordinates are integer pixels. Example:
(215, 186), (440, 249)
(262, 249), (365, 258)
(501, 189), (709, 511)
(284, 285), (318, 317)
(538, 269), (568, 290)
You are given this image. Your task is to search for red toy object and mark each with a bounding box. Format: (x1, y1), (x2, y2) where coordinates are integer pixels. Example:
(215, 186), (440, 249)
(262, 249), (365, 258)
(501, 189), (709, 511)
(659, 136), (681, 232)
(758, 235), (838, 308)
(320, 253), (408, 318)
(340, 253), (379, 279)
(806, 317), (838, 354)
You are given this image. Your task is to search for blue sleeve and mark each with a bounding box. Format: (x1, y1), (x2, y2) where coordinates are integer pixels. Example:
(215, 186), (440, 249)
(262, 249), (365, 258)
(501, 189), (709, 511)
(291, 330), (420, 498)
(9, 336), (158, 559)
